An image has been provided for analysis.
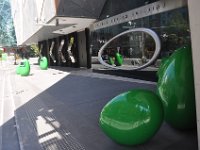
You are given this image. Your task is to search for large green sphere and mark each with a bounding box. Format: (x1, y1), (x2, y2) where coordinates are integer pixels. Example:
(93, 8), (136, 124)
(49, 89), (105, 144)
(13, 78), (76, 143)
(157, 46), (196, 129)
(39, 57), (48, 70)
(20, 59), (30, 76)
(99, 89), (163, 146)
(156, 57), (169, 77)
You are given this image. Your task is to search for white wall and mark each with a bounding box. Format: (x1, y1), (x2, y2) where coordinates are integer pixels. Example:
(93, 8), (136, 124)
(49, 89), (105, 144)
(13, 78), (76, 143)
(10, 0), (56, 45)
(188, 0), (200, 148)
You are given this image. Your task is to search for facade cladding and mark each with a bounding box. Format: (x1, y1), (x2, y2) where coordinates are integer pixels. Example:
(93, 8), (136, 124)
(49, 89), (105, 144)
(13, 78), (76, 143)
(56, 0), (107, 18)
(0, 0), (16, 46)
(99, 0), (159, 20)
(90, 0), (190, 69)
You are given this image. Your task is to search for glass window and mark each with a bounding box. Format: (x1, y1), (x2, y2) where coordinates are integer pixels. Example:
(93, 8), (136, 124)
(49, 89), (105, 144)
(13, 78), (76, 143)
(91, 7), (190, 69)
(99, 0), (159, 20)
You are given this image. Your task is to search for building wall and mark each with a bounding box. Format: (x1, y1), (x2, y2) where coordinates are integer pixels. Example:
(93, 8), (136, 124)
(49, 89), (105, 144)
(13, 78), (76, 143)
(10, 0), (56, 45)
(99, 0), (158, 20)
(90, 0), (189, 68)
(188, 0), (200, 146)
(0, 0), (16, 46)
(56, 0), (106, 18)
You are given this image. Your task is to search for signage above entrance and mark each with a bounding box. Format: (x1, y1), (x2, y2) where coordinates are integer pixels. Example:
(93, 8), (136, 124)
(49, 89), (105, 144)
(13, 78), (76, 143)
(92, 0), (187, 30)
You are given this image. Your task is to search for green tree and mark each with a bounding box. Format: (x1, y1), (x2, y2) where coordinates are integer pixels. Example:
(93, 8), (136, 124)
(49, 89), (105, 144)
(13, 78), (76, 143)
(30, 44), (39, 57)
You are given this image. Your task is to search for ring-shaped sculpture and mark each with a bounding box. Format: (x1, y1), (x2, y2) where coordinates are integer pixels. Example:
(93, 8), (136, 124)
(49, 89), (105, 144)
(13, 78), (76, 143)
(98, 28), (161, 70)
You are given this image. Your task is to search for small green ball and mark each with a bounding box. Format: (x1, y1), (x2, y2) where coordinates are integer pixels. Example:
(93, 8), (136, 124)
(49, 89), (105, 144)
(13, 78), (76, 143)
(40, 57), (48, 70)
(20, 59), (30, 76)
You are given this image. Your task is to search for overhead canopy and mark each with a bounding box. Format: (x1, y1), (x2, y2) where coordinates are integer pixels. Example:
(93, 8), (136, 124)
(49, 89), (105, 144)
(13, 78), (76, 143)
(22, 0), (107, 44)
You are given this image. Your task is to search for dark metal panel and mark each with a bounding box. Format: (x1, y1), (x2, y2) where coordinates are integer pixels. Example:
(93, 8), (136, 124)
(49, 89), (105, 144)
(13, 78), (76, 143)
(68, 32), (80, 68)
(46, 40), (50, 65)
(58, 35), (69, 67)
(85, 28), (91, 68)
(78, 31), (87, 68)
(38, 40), (48, 58)
(57, 0), (107, 18)
(55, 37), (61, 66)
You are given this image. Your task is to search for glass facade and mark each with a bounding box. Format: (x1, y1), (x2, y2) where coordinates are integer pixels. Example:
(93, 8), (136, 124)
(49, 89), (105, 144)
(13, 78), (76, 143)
(91, 6), (190, 69)
(0, 0), (16, 46)
(99, 0), (159, 20)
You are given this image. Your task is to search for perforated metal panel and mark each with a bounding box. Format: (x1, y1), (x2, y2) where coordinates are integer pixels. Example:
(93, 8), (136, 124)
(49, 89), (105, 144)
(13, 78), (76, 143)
(24, 97), (85, 150)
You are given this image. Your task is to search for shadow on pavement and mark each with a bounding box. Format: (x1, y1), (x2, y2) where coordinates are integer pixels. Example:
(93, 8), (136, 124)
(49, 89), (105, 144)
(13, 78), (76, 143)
(13, 73), (198, 150)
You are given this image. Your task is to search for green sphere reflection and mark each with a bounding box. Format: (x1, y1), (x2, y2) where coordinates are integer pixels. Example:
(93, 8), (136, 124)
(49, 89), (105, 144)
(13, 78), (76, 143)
(100, 89), (163, 145)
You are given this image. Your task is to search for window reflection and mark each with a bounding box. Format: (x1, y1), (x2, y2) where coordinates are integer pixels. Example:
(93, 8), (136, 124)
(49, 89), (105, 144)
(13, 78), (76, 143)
(99, 0), (159, 20)
(91, 7), (190, 70)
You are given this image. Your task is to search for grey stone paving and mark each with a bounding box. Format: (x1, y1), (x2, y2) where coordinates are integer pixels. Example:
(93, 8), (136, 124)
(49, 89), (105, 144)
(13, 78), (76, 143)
(0, 63), (20, 150)
(0, 57), (198, 150)
(13, 62), (197, 150)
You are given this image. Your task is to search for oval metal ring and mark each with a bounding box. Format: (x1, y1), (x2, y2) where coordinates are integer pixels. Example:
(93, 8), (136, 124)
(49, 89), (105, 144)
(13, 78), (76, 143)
(98, 28), (161, 70)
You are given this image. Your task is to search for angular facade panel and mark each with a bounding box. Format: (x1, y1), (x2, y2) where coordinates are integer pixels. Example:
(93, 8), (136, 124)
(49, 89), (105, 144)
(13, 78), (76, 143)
(56, 0), (107, 18)
(99, 0), (158, 20)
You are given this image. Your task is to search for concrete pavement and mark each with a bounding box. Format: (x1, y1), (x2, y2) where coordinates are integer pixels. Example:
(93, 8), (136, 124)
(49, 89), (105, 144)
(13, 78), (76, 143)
(0, 61), (20, 150)
(0, 57), (198, 150)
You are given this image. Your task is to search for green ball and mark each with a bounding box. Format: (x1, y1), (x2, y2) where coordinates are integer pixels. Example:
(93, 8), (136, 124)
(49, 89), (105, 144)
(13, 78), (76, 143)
(108, 57), (115, 65)
(20, 59), (30, 76)
(39, 57), (48, 70)
(100, 89), (163, 146)
(157, 46), (196, 129)
(16, 65), (21, 75)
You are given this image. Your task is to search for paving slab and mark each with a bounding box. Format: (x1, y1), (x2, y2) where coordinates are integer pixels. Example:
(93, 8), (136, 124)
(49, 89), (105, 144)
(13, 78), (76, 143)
(12, 63), (198, 150)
